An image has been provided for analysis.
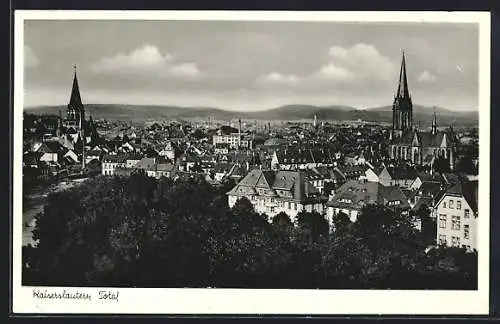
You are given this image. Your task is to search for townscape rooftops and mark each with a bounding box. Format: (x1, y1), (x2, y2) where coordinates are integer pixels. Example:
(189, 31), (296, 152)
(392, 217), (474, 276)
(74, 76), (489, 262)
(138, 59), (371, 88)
(102, 154), (127, 163)
(275, 147), (337, 164)
(391, 130), (455, 147)
(227, 168), (324, 203)
(327, 179), (410, 210)
(383, 165), (419, 180)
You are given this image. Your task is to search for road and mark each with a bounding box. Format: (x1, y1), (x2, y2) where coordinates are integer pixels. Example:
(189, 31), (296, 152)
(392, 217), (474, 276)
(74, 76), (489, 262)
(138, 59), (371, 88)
(22, 178), (88, 247)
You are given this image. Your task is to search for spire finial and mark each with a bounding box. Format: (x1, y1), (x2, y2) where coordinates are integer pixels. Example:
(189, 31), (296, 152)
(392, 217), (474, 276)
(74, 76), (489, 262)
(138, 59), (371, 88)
(73, 64), (77, 75)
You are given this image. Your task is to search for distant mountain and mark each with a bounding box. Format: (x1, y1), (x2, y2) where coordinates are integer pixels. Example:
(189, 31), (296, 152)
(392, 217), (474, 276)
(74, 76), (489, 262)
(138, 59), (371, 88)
(362, 105), (478, 126)
(24, 103), (478, 126)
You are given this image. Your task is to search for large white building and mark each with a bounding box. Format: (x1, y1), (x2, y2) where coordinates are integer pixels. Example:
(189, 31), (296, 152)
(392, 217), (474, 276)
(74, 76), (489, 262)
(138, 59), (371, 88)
(101, 155), (126, 176)
(213, 132), (253, 150)
(226, 169), (327, 223)
(434, 180), (478, 251)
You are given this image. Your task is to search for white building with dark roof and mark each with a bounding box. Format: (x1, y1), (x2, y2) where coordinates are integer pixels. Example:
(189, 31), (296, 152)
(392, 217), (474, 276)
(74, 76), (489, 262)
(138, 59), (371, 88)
(227, 169), (327, 222)
(434, 180), (478, 251)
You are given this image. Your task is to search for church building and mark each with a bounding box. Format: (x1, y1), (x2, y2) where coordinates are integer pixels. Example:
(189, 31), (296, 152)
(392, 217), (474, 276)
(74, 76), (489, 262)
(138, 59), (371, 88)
(57, 66), (99, 147)
(389, 52), (456, 170)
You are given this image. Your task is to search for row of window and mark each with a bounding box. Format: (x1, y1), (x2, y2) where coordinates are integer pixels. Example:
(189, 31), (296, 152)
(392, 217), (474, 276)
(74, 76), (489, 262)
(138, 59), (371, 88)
(438, 235), (472, 250)
(439, 215), (470, 238)
(439, 214), (472, 229)
(443, 199), (463, 210)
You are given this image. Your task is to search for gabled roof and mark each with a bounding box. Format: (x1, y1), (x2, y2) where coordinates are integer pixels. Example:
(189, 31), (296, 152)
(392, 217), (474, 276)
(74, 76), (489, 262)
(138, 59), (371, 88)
(37, 141), (65, 154)
(382, 165), (418, 180)
(418, 181), (443, 198)
(227, 169), (324, 203)
(327, 179), (410, 210)
(446, 180), (478, 213)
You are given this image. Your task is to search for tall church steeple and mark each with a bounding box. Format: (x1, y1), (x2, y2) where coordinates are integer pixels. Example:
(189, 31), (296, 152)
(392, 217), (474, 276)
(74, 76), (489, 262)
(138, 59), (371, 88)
(392, 51), (413, 136)
(397, 51), (410, 99)
(66, 64), (85, 127)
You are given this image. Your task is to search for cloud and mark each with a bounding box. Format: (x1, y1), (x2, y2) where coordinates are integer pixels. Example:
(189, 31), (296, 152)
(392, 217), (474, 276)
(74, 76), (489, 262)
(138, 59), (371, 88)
(418, 70), (438, 83)
(24, 46), (39, 68)
(89, 44), (202, 79)
(324, 43), (396, 81)
(256, 72), (300, 86)
(256, 43), (395, 88)
(316, 63), (355, 81)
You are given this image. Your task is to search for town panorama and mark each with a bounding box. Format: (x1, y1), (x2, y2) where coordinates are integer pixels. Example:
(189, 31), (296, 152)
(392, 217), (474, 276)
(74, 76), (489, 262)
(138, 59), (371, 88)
(22, 52), (479, 289)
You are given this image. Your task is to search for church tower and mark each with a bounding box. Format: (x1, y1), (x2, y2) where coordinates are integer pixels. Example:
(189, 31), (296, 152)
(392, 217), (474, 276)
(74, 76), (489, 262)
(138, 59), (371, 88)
(392, 51), (413, 137)
(65, 65), (85, 133)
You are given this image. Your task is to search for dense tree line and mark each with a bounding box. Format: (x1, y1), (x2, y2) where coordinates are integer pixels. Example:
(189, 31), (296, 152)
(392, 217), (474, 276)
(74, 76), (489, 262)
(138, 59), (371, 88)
(23, 174), (477, 289)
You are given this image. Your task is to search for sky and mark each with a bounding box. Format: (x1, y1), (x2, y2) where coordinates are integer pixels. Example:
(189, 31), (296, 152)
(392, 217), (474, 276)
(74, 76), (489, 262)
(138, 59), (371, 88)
(23, 20), (479, 111)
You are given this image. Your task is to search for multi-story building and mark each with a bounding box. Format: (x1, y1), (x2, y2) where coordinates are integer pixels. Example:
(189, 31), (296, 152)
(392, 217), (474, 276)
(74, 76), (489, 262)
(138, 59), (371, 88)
(102, 155), (126, 176)
(434, 180), (478, 251)
(212, 132), (253, 150)
(326, 179), (411, 225)
(226, 169), (327, 223)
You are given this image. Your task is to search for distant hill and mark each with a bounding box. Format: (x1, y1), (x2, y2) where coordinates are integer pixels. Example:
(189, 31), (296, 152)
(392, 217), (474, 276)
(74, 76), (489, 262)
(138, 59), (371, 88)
(24, 103), (478, 126)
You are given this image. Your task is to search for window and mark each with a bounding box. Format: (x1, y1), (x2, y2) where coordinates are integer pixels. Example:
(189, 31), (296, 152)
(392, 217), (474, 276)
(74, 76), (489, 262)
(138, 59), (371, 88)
(443, 202), (447, 208)
(270, 207), (275, 213)
(439, 235), (447, 245)
(464, 224), (470, 239)
(457, 200), (462, 210)
(451, 236), (460, 247)
(291, 202), (295, 210)
(271, 198), (275, 203)
(464, 209), (470, 218)
(452, 216), (461, 230)
(439, 214), (447, 228)
(449, 199), (454, 209)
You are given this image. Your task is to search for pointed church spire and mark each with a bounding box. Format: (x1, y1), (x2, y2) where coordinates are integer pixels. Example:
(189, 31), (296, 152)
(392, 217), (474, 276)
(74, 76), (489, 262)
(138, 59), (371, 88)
(69, 64), (83, 108)
(396, 50), (410, 99)
(392, 50), (413, 135)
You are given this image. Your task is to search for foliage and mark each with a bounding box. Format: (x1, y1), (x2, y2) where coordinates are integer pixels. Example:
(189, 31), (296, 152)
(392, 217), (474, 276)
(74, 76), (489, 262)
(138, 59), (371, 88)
(23, 175), (477, 289)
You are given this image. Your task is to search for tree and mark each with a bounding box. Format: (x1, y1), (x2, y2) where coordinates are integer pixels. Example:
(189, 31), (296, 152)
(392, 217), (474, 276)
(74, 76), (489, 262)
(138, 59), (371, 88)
(23, 174), (477, 290)
(331, 211), (351, 233)
(295, 211), (329, 241)
(272, 212), (293, 234)
(413, 205), (436, 247)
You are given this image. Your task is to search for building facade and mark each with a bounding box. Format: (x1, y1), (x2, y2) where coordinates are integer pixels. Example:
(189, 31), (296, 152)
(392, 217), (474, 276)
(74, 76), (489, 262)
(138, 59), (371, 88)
(227, 169), (327, 223)
(434, 180), (478, 251)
